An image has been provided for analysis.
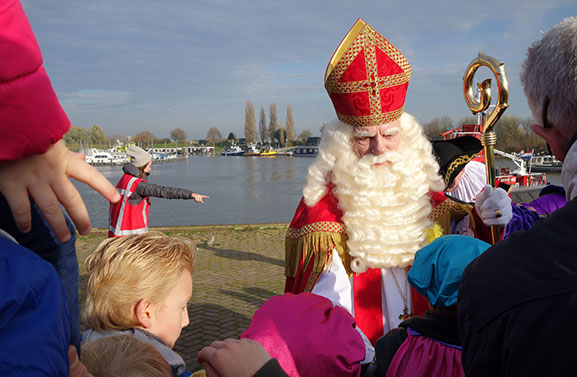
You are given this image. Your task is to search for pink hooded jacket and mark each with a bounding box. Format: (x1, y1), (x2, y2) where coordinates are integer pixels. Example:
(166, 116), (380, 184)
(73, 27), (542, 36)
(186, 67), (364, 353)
(0, 0), (70, 163)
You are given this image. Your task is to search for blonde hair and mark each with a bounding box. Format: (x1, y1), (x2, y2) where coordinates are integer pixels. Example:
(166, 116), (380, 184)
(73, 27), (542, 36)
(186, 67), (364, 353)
(83, 232), (194, 332)
(81, 335), (172, 377)
(304, 114), (444, 271)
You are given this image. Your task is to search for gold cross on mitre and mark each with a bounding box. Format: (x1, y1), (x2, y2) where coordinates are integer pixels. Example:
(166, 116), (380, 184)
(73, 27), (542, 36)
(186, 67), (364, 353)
(324, 19), (412, 128)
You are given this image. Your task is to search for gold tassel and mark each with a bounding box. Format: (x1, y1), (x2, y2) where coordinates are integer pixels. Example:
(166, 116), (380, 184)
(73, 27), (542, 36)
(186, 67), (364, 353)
(285, 232), (348, 277)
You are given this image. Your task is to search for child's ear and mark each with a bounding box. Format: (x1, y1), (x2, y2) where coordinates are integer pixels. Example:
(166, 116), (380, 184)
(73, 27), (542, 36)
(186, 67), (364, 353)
(135, 299), (153, 328)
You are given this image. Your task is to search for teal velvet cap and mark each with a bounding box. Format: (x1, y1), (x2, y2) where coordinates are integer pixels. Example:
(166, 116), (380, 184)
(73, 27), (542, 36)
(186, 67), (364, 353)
(408, 235), (490, 307)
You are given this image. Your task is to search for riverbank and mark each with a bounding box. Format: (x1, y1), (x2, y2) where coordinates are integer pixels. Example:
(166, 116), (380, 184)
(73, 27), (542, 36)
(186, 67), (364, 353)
(76, 223), (288, 372)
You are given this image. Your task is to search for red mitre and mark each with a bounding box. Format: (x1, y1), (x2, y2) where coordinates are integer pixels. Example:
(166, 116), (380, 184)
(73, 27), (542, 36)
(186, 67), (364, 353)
(324, 18), (411, 128)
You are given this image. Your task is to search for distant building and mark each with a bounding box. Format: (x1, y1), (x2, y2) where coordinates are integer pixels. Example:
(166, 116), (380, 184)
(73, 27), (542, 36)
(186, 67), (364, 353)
(306, 136), (321, 146)
(184, 146), (214, 155)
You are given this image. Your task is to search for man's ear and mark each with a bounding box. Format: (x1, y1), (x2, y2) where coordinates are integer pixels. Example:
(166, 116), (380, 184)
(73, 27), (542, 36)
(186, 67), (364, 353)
(531, 124), (567, 160)
(135, 299), (153, 328)
(531, 123), (565, 144)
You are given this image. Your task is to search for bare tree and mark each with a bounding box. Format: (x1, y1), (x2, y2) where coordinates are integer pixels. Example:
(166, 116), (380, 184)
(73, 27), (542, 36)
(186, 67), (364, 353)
(206, 127), (222, 145)
(422, 116), (453, 140)
(133, 130), (156, 146)
(285, 104), (295, 143)
(108, 133), (129, 145)
(259, 106), (267, 143)
(170, 128), (187, 143)
(244, 100), (257, 143)
(297, 130), (313, 143)
(457, 116), (478, 126)
(268, 103), (278, 145)
(495, 115), (542, 152)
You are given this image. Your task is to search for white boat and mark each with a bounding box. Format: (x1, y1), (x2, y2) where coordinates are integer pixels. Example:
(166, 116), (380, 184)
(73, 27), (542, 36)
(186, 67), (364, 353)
(151, 151), (178, 161)
(243, 144), (261, 156)
(84, 148), (128, 165)
(84, 149), (114, 165)
(221, 145), (244, 156)
(110, 153), (129, 165)
(529, 154), (562, 172)
(293, 145), (318, 157)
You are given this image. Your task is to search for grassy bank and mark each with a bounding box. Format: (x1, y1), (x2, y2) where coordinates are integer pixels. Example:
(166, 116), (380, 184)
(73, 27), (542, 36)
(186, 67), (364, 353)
(76, 223), (288, 372)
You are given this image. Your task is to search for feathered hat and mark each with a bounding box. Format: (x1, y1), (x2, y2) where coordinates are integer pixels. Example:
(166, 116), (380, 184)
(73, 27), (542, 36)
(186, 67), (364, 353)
(324, 19), (411, 127)
(432, 136), (483, 187)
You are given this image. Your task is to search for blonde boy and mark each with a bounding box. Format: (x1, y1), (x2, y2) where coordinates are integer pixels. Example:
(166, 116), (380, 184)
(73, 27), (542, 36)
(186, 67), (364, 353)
(81, 335), (173, 377)
(82, 232), (194, 377)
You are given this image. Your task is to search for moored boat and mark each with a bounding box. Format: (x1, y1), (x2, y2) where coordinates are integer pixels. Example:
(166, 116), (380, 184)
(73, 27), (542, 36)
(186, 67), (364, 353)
(293, 145), (318, 157)
(243, 144), (261, 156)
(84, 148), (128, 165)
(221, 145), (244, 156)
(260, 149), (277, 157)
(440, 125), (547, 192)
(528, 154), (562, 172)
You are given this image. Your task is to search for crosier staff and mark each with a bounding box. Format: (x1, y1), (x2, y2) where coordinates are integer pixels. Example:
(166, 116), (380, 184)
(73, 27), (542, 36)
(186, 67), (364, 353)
(463, 51), (509, 244)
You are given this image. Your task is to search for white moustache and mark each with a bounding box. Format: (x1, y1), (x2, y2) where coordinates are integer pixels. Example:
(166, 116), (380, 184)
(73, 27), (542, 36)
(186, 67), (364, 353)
(359, 151), (403, 167)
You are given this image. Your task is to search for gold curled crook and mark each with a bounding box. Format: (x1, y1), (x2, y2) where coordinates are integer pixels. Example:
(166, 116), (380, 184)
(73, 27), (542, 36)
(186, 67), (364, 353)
(462, 51), (509, 245)
(463, 51), (509, 134)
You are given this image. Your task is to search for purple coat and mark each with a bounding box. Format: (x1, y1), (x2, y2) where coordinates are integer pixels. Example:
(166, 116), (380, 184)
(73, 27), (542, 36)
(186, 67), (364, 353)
(505, 185), (567, 238)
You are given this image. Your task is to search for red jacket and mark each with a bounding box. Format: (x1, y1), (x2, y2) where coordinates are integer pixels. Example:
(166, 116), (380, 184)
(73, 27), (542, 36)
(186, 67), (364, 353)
(108, 174), (150, 237)
(0, 0), (70, 163)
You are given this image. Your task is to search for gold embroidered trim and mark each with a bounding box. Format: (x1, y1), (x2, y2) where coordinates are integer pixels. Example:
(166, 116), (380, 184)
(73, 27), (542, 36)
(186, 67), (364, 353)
(429, 198), (474, 235)
(286, 221), (345, 239)
(337, 107), (405, 128)
(444, 154), (477, 186)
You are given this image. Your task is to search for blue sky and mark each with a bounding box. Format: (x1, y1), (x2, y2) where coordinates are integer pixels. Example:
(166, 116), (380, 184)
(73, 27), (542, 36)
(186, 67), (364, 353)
(23, 0), (577, 140)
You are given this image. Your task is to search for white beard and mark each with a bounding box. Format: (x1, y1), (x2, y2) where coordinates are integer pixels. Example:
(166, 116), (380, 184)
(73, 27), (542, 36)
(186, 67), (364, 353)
(333, 150), (434, 272)
(303, 115), (443, 273)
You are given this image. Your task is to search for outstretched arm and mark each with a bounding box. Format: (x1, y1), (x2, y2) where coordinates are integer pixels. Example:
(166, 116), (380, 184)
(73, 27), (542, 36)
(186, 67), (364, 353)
(135, 181), (210, 203)
(0, 140), (120, 242)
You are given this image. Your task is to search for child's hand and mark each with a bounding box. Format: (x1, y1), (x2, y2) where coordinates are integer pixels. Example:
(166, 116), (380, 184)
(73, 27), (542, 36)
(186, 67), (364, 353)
(0, 140), (120, 242)
(197, 338), (271, 377)
(192, 193), (210, 203)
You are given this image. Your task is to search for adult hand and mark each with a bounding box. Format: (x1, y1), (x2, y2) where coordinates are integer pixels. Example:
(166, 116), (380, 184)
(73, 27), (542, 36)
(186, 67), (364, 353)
(475, 184), (512, 226)
(197, 338), (271, 377)
(192, 193), (210, 203)
(0, 140), (120, 242)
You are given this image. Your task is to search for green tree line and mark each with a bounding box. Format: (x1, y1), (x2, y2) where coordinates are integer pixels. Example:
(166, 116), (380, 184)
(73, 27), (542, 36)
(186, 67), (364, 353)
(63, 125), (195, 151)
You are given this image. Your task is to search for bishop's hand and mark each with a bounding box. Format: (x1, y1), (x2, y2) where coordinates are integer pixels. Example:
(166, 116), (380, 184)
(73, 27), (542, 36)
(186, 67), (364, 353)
(475, 184), (512, 227)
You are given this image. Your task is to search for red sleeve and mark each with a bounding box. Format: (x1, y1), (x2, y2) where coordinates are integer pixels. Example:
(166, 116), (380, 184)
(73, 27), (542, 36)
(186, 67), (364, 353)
(0, 0), (70, 163)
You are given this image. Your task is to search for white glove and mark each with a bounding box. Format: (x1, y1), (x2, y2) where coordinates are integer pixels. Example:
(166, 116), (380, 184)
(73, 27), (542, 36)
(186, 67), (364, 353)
(475, 184), (513, 226)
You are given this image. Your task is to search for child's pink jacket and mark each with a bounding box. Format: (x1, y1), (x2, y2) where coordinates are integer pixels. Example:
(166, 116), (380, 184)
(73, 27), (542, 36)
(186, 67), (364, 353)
(0, 0), (70, 163)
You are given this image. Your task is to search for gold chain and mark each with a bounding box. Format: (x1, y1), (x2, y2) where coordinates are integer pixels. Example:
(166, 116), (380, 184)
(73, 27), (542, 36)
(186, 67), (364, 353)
(390, 267), (412, 320)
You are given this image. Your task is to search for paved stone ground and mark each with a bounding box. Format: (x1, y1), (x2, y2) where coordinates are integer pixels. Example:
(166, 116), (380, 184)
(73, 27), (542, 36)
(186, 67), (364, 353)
(76, 224), (287, 372)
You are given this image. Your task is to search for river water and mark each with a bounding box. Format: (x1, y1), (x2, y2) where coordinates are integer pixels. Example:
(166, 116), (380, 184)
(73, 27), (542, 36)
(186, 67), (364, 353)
(74, 156), (561, 228)
(74, 156), (315, 228)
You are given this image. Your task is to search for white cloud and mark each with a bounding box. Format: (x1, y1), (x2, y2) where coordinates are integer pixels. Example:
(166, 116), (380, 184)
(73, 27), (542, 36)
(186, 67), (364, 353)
(59, 90), (133, 108)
